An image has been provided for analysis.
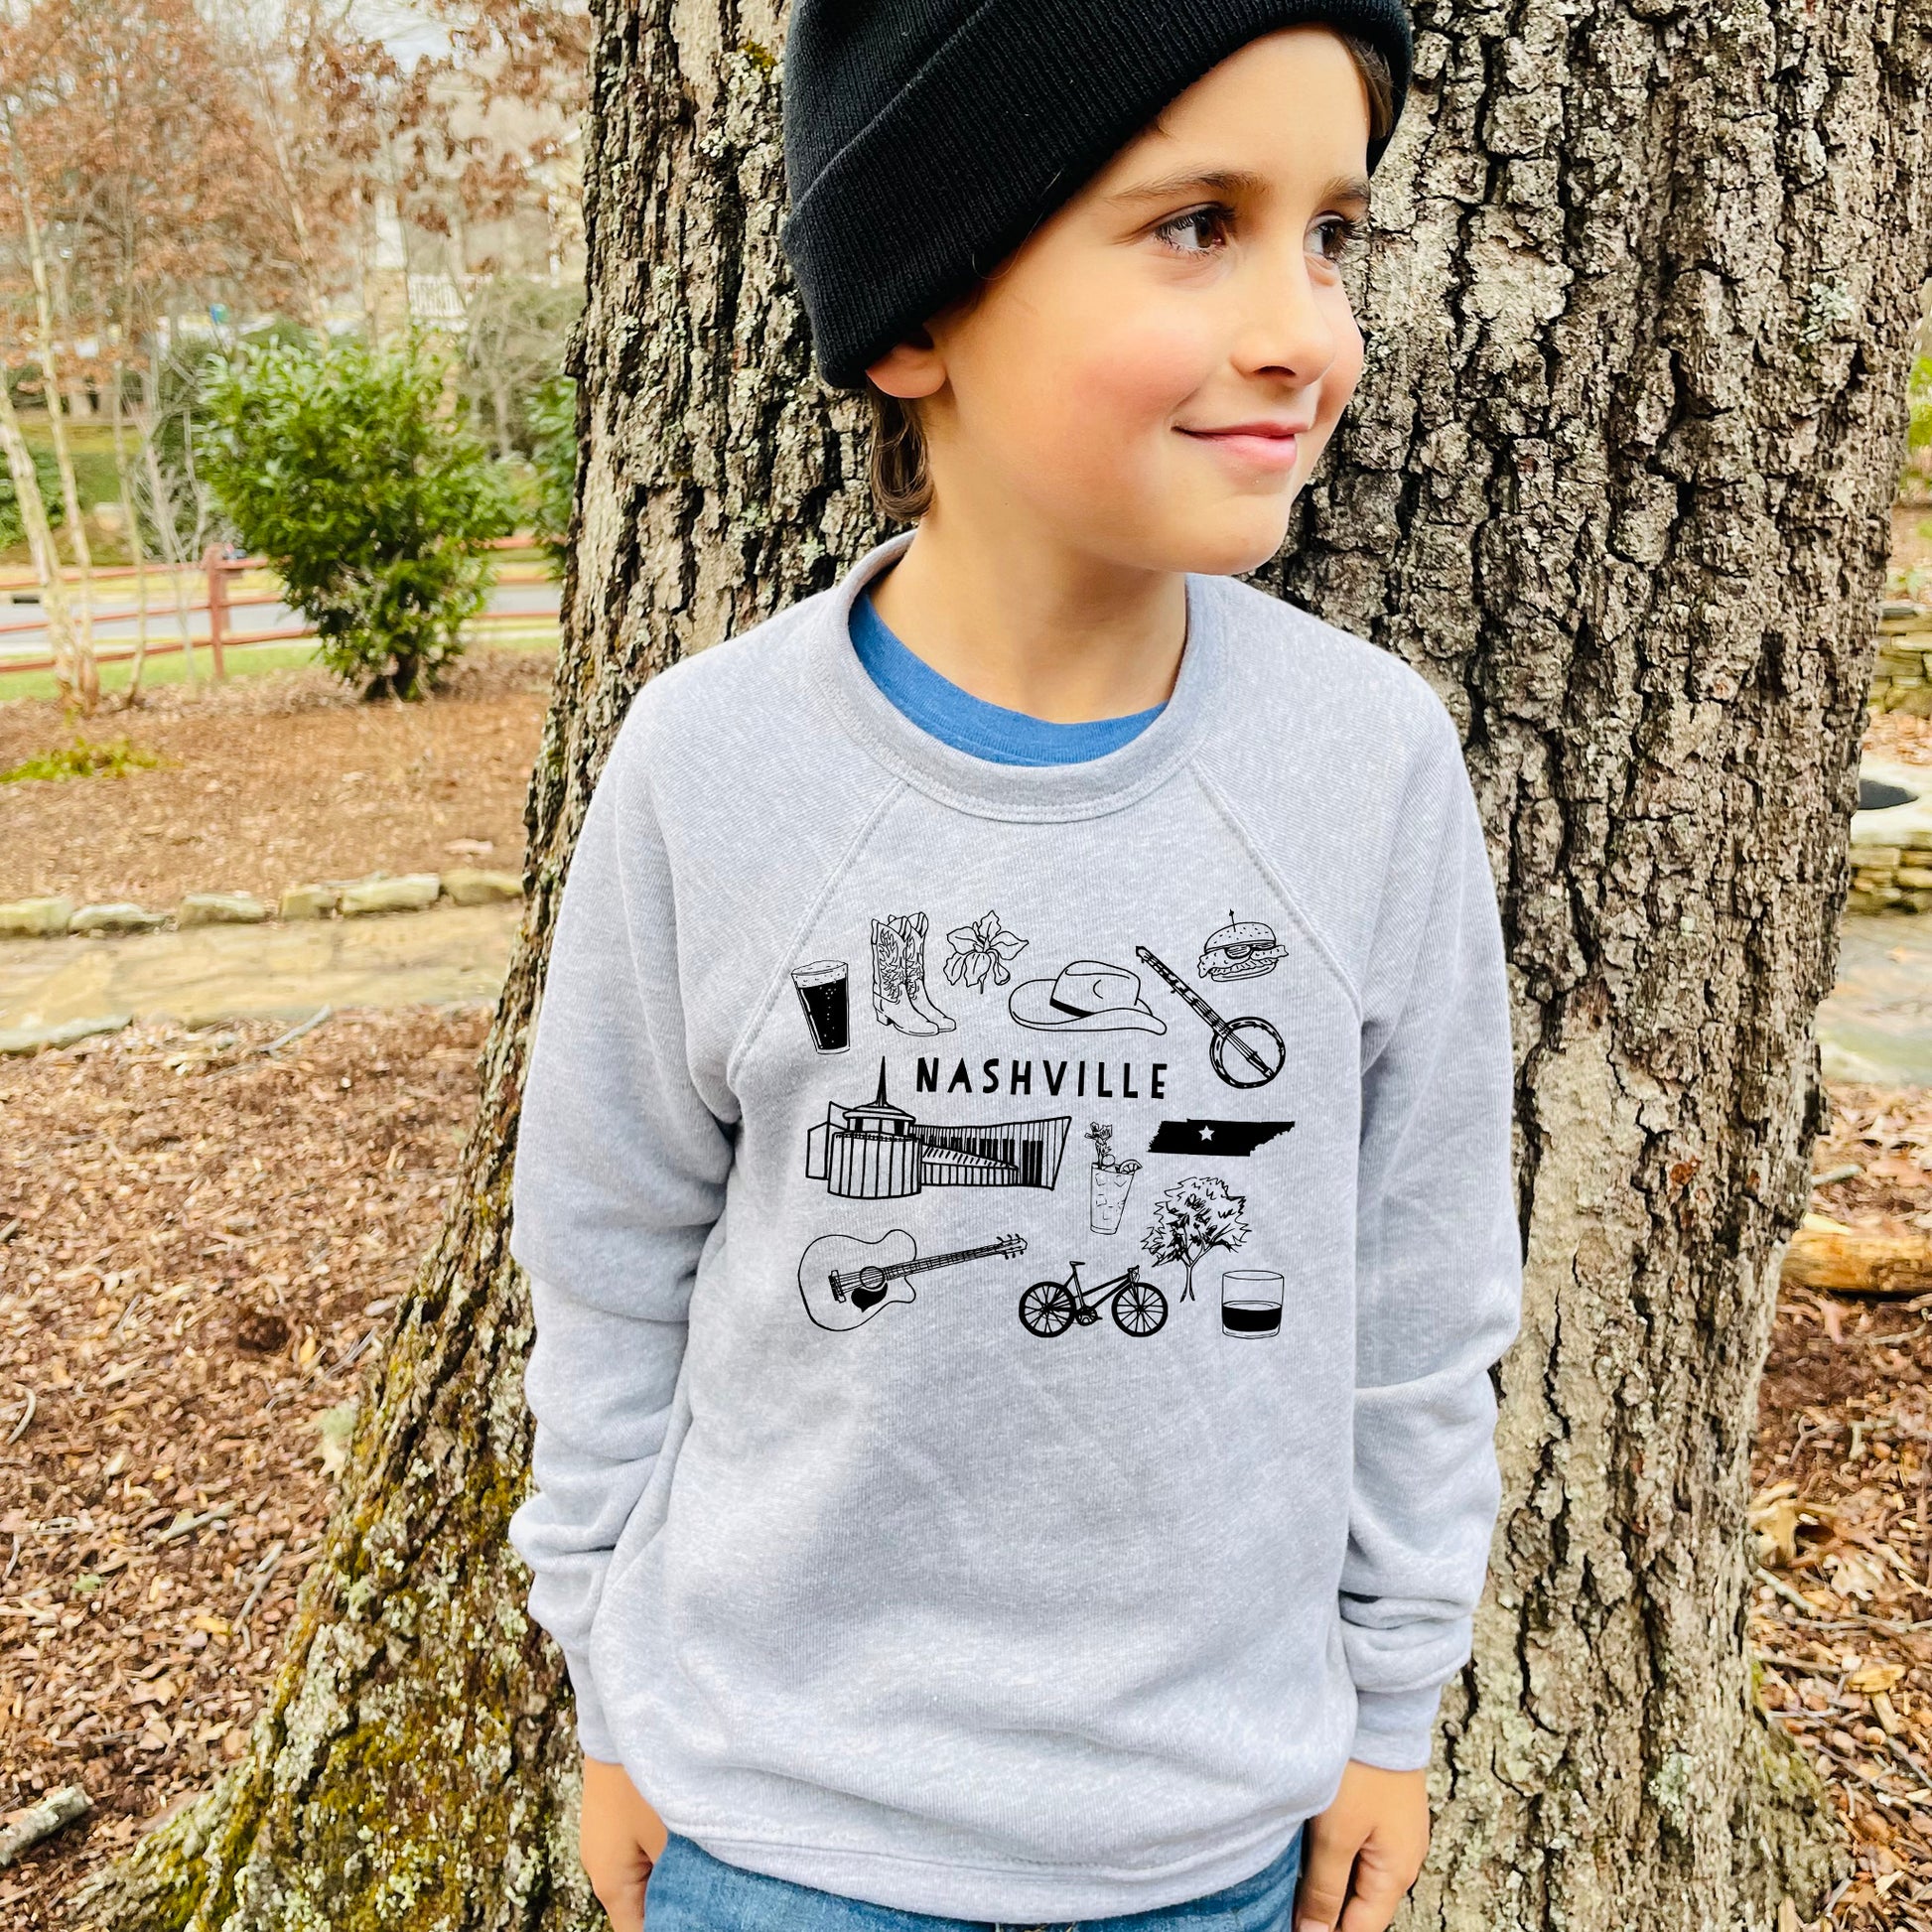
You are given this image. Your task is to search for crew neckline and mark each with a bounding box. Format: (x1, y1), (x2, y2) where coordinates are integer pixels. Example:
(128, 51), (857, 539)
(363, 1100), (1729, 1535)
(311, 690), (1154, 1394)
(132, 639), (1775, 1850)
(850, 583), (1167, 765)
(808, 529), (1228, 823)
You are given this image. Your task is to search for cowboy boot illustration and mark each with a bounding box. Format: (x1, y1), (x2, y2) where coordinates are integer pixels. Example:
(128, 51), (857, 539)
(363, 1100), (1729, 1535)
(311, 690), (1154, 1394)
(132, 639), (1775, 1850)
(871, 916), (939, 1035)
(898, 911), (956, 1033)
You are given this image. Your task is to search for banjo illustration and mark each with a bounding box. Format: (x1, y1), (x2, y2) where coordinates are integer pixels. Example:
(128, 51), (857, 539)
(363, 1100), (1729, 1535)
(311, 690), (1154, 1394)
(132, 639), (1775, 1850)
(798, 1228), (1028, 1331)
(1135, 944), (1286, 1088)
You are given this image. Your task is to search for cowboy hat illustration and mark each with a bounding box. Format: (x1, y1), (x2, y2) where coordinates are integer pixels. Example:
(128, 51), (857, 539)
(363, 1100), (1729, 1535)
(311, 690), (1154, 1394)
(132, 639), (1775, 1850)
(1008, 958), (1168, 1034)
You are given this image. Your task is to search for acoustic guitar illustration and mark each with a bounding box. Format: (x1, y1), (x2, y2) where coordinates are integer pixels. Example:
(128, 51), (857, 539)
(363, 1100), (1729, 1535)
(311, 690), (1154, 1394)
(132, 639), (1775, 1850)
(798, 1228), (1027, 1331)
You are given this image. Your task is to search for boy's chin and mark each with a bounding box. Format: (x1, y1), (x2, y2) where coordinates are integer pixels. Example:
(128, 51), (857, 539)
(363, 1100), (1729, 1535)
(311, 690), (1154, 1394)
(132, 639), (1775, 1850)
(1157, 505), (1297, 578)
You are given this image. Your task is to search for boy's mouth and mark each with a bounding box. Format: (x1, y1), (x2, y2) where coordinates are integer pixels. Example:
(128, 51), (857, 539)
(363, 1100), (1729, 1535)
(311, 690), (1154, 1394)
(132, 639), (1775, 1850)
(1175, 420), (1309, 473)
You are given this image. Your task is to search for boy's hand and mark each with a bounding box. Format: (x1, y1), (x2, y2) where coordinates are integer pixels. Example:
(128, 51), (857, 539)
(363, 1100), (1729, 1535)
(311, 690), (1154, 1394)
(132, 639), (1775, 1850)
(581, 1754), (668, 1931)
(1293, 1760), (1431, 1932)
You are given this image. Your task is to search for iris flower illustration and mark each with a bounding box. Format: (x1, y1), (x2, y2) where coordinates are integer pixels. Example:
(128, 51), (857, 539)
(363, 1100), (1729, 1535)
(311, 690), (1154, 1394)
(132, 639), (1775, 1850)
(943, 907), (1030, 991)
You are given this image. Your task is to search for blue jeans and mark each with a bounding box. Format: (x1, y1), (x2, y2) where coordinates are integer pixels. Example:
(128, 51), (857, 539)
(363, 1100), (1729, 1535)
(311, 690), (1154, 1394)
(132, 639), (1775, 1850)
(642, 1823), (1306, 1931)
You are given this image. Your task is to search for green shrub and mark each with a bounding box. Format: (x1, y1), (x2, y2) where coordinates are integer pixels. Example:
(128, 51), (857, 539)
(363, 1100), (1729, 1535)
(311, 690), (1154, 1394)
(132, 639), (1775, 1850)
(0, 443), (66, 552)
(202, 333), (516, 700)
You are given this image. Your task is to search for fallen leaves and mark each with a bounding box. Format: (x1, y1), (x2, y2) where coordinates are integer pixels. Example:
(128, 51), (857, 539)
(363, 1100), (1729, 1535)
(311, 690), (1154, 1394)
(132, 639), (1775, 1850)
(1754, 1286), (1932, 1927)
(0, 1004), (486, 1923)
(0, 648), (548, 908)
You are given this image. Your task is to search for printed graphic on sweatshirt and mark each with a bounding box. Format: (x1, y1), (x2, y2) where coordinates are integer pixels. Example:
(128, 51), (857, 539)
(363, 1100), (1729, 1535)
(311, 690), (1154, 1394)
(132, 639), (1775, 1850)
(871, 911), (956, 1035)
(1197, 911), (1290, 982)
(1018, 1257), (1168, 1339)
(798, 1225), (1027, 1330)
(1220, 1269), (1285, 1338)
(804, 1058), (1070, 1198)
(1147, 1119), (1295, 1157)
(914, 1054), (1167, 1101)
(790, 958), (852, 1053)
(1008, 957), (1168, 1034)
(1085, 1120), (1142, 1233)
(1141, 1175), (1251, 1303)
(942, 907), (1030, 995)
(1135, 945), (1285, 1089)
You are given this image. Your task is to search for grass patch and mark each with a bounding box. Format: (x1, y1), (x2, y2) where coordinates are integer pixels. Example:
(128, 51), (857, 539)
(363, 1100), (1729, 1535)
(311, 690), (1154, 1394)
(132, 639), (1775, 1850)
(1, 735), (169, 783)
(0, 623), (558, 706)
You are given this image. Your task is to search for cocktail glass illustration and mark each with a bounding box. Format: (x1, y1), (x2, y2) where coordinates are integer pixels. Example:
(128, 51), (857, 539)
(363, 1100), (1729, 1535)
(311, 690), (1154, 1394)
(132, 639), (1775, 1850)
(1221, 1268), (1283, 1338)
(792, 960), (851, 1054)
(1090, 1159), (1140, 1234)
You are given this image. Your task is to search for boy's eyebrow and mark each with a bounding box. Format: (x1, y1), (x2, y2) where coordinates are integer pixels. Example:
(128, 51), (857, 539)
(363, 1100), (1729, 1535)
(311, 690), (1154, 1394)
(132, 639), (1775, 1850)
(1105, 167), (1372, 210)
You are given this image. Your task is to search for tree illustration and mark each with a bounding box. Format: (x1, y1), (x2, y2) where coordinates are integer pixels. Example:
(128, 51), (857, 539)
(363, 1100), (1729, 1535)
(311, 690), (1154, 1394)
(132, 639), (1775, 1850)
(1140, 1176), (1249, 1302)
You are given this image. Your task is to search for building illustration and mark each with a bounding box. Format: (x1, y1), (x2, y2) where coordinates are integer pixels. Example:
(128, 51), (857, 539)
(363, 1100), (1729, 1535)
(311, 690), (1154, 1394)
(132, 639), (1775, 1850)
(804, 1060), (1070, 1199)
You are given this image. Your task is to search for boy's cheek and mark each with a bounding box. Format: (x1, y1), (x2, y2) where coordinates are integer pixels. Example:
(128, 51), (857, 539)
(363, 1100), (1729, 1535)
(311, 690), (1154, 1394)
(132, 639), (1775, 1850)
(1012, 317), (1223, 473)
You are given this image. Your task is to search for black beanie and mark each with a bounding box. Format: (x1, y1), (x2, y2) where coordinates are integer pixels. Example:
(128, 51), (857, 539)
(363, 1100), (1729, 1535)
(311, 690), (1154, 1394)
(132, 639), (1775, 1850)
(779, 0), (1413, 391)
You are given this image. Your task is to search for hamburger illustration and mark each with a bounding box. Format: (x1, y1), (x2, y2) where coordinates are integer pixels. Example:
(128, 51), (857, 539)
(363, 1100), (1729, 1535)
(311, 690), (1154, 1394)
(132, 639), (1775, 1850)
(1197, 912), (1289, 983)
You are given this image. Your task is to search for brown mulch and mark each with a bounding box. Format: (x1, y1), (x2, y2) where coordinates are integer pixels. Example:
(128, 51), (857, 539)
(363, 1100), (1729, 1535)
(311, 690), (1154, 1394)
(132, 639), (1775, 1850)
(1754, 1084), (1932, 1930)
(0, 649), (553, 910)
(0, 1006), (489, 1925)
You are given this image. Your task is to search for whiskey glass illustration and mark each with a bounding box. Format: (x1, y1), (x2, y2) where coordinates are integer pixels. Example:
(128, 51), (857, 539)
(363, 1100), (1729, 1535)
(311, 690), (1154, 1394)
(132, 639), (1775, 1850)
(792, 960), (851, 1054)
(1221, 1268), (1283, 1338)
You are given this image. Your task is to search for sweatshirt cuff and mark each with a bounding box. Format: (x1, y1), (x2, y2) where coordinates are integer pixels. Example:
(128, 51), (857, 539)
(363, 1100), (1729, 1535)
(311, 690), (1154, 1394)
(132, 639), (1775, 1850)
(562, 1644), (621, 1763)
(1349, 1683), (1445, 1771)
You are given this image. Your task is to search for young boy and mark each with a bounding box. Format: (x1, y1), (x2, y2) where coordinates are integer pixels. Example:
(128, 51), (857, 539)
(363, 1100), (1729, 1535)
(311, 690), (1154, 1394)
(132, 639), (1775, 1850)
(508, 4), (1523, 1929)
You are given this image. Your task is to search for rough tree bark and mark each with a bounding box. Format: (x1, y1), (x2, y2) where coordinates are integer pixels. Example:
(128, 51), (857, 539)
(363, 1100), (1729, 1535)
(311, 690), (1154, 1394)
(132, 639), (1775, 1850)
(72, 2), (1932, 1928)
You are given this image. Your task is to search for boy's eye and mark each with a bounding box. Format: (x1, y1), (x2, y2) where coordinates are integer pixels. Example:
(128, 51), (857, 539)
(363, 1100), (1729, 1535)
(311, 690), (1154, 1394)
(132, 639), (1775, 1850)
(1153, 205), (1233, 255)
(1313, 214), (1361, 263)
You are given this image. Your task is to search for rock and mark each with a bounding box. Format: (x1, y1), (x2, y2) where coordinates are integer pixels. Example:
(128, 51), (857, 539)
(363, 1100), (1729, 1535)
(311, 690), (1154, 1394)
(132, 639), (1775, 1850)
(1898, 867), (1932, 890)
(69, 902), (167, 936)
(1846, 891), (1890, 916)
(280, 884), (342, 920)
(179, 892), (270, 927)
(1882, 600), (1925, 621)
(340, 873), (440, 917)
(0, 896), (74, 938)
(1850, 846), (1904, 870)
(441, 869), (523, 906)
(0, 1013), (131, 1055)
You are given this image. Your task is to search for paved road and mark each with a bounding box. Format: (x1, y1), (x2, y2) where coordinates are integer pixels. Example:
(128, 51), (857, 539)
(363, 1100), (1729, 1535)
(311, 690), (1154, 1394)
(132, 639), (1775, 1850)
(1820, 913), (1932, 1086)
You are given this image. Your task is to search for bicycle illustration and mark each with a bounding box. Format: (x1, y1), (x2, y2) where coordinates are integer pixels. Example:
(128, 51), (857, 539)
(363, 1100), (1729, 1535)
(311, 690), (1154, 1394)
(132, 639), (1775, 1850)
(1018, 1259), (1169, 1338)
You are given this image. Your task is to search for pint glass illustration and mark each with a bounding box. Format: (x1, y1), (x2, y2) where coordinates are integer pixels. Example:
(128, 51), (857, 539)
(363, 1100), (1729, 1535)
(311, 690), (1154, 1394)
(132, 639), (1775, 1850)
(792, 960), (851, 1053)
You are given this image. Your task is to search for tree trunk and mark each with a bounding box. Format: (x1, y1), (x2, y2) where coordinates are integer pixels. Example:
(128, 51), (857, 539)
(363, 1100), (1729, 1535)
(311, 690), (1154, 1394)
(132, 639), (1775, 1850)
(1244, 5), (1932, 1924)
(0, 372), (81, 708)
(110, 347), (153, 704)
(71, 3), (1932, 1928)
(2, 100), (98, 708)
(135, 364), (200, 686)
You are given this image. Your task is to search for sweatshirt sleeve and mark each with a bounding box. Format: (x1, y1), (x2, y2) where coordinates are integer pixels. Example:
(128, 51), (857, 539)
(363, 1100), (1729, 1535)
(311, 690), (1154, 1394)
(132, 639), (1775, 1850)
(1340, 716), (1523, 1772)
(504, 717), (735, 1763)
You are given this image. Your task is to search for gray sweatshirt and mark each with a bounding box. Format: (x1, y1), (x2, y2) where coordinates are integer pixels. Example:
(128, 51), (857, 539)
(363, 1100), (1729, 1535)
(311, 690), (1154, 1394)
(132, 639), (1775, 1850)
(506, 528), (1522, 1922)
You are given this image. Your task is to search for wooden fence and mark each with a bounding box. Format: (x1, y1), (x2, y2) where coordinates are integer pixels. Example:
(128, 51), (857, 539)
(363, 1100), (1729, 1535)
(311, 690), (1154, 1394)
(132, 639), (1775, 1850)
(0, 536), (555, 681)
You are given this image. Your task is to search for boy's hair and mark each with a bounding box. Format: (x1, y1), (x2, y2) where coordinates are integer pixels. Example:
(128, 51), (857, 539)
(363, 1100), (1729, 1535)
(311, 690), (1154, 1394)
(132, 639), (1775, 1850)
(864, 33), (1398, 527)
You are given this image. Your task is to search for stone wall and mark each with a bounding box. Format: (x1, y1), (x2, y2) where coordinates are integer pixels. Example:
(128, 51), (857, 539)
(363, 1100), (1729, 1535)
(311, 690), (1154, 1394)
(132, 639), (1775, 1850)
(1870, 601), (1932, 714)
(1849, 757), (1932, 913)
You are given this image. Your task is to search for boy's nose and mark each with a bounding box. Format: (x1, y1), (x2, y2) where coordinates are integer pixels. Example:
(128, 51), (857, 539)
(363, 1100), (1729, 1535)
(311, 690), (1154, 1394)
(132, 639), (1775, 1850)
(1227, 252), (1348, 385)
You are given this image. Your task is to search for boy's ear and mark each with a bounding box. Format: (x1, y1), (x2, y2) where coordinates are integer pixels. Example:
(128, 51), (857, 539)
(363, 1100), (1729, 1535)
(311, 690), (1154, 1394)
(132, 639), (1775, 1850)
(865, 326), (946, 400)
